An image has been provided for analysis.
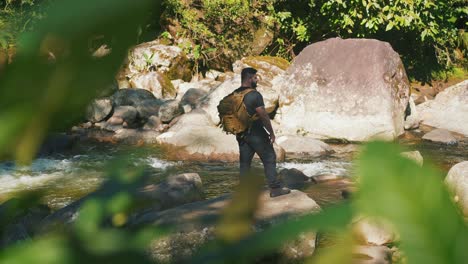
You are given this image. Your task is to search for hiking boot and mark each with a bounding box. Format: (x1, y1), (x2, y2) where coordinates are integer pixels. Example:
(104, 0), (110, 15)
(270, 187), (291, 198)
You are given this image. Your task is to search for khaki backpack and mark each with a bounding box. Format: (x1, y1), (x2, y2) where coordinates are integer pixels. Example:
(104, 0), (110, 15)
(217, 88), (258, 135)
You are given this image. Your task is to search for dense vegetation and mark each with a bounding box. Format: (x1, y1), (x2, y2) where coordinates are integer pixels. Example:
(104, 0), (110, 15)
(1, 0), (466, 81)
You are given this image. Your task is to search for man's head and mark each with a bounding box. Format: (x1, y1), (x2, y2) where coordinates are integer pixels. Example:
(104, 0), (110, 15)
(241, 67), (258, 88)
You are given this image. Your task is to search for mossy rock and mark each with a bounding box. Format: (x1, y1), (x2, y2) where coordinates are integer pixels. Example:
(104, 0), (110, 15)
(157, 72), (177, 98)
(243, 56), (290, 71)
(166, 53), (193, 82)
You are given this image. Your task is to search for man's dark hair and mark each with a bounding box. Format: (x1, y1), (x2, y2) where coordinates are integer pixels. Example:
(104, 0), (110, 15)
(241, 67), (257, 82)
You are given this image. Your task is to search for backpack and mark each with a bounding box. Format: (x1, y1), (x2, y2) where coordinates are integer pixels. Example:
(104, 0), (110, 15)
(217, 88), (257, 135)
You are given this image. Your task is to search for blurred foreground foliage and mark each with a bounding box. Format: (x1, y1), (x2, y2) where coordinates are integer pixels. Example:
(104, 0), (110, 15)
(0, 0), (467, 263)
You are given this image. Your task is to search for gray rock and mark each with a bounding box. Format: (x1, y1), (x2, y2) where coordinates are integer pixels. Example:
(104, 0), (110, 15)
(422, 128), (458, 145)
(111, 88), (156, 107)
(445, 161), (468, 217)
(143, 116), (163, 131)
(275, 38), (410, 141)
(37, 133), (76, 157)
(111, 106), (138, 126)
(417, 80), (468, 136)
(180, 88), (208, 108)
(85, 98), (113, 123)
(158, 100), (184, 123)
(136, 99), (164, 120)
(279, 168), (312, 189)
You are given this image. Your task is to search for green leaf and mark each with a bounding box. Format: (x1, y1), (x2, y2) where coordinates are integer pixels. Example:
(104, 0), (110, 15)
(355, 142), (468, 264)
(385, 22), (394, 31)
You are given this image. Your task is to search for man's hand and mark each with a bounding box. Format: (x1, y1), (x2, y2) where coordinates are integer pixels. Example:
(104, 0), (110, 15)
(255, 106), (275, 144)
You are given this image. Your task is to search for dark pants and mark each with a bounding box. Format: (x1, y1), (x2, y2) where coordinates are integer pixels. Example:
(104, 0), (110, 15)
(237, 132), (280, 189)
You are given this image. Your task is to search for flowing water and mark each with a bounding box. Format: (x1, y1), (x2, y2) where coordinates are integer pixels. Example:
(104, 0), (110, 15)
(0, 131), (466, 210)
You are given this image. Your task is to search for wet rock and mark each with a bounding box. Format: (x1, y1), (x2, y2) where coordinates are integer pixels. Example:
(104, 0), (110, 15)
(279, 168), (312, 189)
(130, 190), (320, 263)
(445, 161), (468, 218)
(422, 128), (458, 145)
(417, 80), (468, 136)
(37, 133), (76, 157)
(312, 174), (345, 182)
(85, 98), (113, 123)
(275, 38), (410, 141)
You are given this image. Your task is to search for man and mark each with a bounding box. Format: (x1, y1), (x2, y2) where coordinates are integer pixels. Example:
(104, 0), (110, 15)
(234, 67), (290, 198)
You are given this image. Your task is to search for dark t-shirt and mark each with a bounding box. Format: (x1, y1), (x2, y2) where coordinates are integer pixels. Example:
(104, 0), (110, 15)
(233, 86), (267, 136)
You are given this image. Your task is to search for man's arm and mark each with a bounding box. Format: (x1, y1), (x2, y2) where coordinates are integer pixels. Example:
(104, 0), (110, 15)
(255, 106), (275, 144)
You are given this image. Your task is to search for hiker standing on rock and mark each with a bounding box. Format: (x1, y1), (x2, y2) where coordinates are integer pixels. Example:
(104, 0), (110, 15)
(218, 67), (290, 198)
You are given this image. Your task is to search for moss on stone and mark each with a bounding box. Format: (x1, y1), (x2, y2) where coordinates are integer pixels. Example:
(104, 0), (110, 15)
(157, 72), (177, 98)
(166, 53), (193, 82)
(244, 56), (290, 71)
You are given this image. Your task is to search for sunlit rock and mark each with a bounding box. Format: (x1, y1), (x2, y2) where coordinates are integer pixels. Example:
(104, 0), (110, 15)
(275, 38), (410, 141)
(276, 135), (333, 158)
(422, 128), (458, 145)
(417, 80), (468, 136)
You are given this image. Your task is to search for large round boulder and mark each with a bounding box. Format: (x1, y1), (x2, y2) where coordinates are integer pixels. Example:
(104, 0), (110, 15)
(275, 38), (410, 141)
(128, 71), (177, 99)
(85, 98), (113, 123)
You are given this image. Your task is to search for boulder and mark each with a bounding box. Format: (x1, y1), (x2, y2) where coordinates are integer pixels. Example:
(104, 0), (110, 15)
(136, 99), (164, 120)
(275, 38), (410, 141)
(37, 133), (76, 157)
(112, 128), (161, 144)
(417, 80), (468, 136)
(117, 41), (192, 83)
(110, 106), (138, 126)
(129, 72), (177, 99)
(143, 116), (163, 131)
(180, 88), (208, 108)
(422, 128), (458, 145)
(276, 135), (333, 158)
(158, 100), (184, 123)
(85, 98), (113, 123)
(111, 88), (156, 107)
(130, 190), (321, 263)
(445, 161), (468, 217)
(279, 168), (312, 189)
